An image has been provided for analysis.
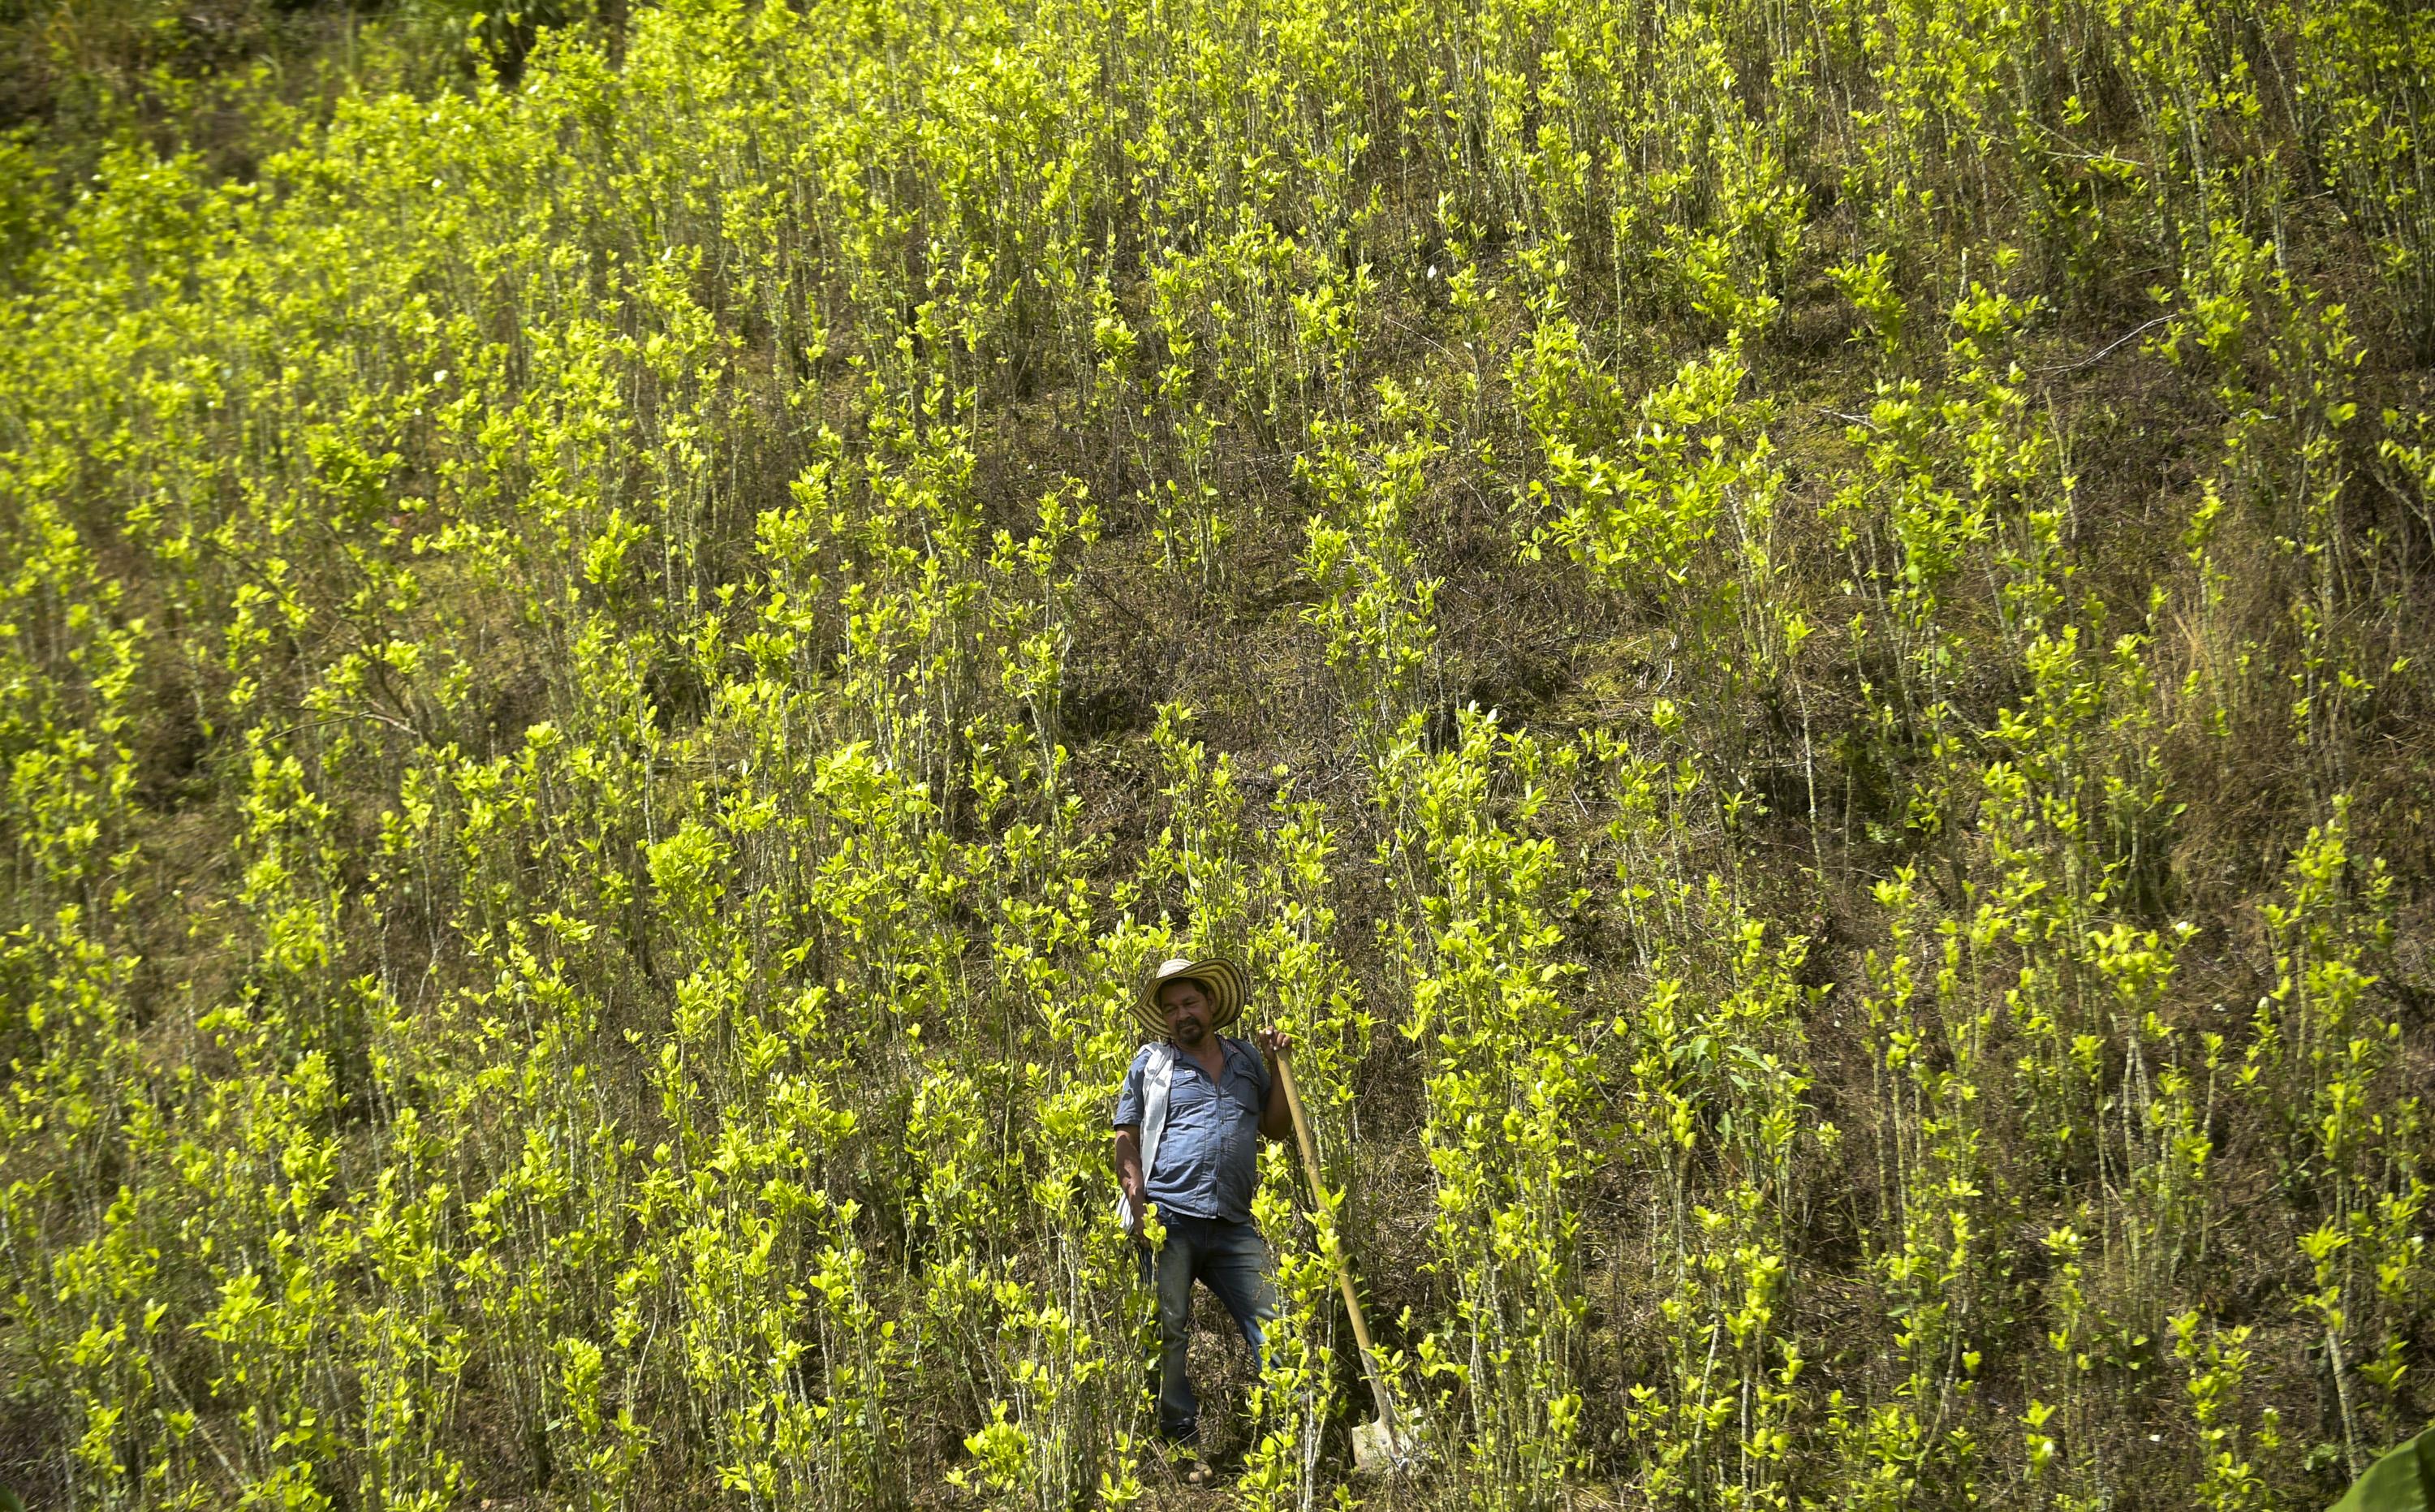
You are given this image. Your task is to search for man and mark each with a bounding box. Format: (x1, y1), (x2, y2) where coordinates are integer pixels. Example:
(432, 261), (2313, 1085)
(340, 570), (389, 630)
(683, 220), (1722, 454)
(1111, 956), (1293, 1480)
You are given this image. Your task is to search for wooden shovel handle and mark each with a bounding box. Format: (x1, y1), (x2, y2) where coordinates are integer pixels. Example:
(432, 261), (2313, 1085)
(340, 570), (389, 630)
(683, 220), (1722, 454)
(1272, 1045), (1397, 1432)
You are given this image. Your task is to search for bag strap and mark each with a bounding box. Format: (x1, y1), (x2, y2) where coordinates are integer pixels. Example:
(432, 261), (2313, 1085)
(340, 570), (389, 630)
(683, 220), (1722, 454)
(1120, 1043), (1176, 1228)
(1140, 1042), (1174, 1186)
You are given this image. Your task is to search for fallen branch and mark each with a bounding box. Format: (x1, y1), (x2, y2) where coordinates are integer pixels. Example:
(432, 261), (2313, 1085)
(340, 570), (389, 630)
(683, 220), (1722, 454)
(2036, 315), (2173, 375)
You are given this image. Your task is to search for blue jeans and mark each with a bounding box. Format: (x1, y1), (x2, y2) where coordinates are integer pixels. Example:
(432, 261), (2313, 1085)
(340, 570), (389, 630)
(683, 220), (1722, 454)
(1149, 1213), (1278, 1444)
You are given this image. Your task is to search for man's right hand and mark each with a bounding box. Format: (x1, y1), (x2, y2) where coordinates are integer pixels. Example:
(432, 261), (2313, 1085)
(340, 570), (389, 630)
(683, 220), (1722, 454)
(1113, 1125), (1148, 1241)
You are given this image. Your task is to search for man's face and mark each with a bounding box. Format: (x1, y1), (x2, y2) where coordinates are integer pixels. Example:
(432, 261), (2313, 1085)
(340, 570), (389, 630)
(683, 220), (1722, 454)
(1159, 979), (1213, 1047)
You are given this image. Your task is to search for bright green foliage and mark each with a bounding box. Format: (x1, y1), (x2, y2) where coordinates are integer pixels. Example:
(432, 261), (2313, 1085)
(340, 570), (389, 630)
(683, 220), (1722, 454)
(1, 0), (2431, 1506)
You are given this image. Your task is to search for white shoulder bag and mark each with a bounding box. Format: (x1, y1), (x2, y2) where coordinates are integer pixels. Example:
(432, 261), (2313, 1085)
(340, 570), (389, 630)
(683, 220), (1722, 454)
(1117, 1042), (1176, 1230)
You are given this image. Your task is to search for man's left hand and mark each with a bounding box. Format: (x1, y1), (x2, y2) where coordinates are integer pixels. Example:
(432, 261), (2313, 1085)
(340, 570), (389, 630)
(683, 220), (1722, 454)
(1254, 1027), (1292, 1058)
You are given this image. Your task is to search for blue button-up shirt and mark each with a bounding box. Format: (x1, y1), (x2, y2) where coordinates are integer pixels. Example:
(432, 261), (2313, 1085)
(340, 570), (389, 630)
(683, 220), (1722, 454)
(1113, 1036), (1272, 1224)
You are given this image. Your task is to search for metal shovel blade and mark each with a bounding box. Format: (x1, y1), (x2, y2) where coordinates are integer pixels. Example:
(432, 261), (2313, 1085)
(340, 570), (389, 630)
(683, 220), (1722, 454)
(1350, 1411), (1420, 1475)
(1351, 1418), (1395, 1475)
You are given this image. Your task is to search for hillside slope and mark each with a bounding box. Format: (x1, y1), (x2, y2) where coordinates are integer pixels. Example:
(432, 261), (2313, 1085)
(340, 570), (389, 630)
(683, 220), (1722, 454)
(2, 0), (2433, 1507)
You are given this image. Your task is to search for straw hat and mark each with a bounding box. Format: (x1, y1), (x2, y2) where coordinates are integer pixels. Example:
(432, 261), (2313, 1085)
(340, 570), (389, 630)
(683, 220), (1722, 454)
(1132, 957), (1248, 1037)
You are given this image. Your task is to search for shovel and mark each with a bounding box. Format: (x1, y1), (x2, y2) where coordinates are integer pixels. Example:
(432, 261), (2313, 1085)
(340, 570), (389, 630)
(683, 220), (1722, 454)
(1271, 1043), (1420, 1475)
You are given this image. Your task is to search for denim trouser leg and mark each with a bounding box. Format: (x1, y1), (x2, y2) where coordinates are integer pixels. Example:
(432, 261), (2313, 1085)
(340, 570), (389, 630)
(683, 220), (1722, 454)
(1153, 1214), (1278, 1444)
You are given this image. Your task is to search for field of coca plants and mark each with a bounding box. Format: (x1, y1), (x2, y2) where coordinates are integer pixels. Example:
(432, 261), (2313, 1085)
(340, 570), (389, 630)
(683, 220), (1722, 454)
(2, 0), (2433, 1505)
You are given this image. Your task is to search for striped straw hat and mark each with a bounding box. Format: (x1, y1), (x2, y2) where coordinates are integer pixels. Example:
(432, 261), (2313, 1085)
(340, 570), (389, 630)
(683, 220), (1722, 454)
(1131, 957), (1248, 1037)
